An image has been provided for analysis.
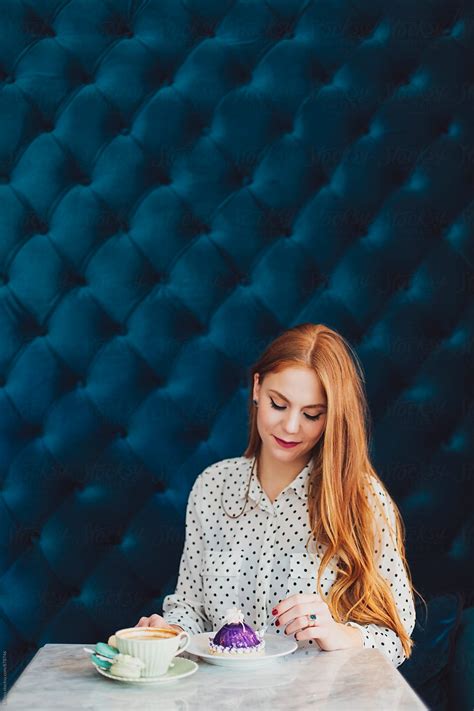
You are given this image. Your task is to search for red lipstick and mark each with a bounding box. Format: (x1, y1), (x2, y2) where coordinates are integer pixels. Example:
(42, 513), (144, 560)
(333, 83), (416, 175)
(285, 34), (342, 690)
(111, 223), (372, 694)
(274, 435), (300, 448)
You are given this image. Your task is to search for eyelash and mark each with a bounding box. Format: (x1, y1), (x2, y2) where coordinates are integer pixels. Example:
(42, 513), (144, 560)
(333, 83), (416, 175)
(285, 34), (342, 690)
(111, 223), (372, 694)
(269, 397), (323, 421)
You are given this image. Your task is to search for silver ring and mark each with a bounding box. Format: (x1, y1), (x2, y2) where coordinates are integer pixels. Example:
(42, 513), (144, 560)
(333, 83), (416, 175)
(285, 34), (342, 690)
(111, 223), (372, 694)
(307, 614), (318, 627)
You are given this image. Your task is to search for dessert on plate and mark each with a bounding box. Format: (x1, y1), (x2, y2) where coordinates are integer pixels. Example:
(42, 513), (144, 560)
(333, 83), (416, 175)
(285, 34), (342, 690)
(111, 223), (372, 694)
(208, 608), (265, 656)
(88, 641), (145, 678)
(109, 653), (145, 678)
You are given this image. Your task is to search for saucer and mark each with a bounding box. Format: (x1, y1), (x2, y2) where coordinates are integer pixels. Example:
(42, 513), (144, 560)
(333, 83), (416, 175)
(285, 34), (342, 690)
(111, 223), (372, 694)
(187, 633), (297, 668)
(92, 656), (198, 683)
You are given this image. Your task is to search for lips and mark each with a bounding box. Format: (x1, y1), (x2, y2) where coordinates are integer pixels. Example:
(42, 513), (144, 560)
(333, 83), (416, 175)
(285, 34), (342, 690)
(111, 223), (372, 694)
(274, 435), (300, 448)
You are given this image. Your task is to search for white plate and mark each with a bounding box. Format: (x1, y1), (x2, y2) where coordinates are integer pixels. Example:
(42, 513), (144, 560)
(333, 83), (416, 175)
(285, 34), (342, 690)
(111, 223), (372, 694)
(92, 656), (198, 683)
(187, 633), (297, 668)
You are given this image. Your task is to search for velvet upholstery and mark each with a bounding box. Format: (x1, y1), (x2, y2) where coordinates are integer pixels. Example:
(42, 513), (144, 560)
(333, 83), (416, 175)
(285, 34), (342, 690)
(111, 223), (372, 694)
(0, 2), (472, 707)
(399, 593), (464, 710)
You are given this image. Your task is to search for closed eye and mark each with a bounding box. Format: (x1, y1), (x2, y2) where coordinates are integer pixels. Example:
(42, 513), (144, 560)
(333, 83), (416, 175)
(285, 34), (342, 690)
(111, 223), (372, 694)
(269, 397), (324, 421)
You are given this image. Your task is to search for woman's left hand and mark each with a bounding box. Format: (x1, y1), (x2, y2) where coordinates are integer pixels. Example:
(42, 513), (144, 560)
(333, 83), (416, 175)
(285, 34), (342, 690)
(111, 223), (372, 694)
(273, 593), (363, 651)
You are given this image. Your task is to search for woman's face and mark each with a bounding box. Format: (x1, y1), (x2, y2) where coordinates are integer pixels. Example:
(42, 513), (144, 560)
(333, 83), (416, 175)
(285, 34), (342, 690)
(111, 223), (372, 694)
(252, 366), (327, 467)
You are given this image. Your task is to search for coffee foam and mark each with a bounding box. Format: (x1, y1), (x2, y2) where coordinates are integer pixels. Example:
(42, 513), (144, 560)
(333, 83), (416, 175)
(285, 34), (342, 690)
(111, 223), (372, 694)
(117, 628), (178, 640)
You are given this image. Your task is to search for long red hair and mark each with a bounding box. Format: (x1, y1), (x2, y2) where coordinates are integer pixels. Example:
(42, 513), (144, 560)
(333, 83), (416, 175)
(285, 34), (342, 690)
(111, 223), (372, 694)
(243, 322), (425, 659)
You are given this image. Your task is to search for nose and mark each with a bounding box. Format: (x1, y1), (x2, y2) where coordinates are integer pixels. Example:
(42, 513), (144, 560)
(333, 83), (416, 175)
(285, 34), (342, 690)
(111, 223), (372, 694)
(283, 409), (300, 435)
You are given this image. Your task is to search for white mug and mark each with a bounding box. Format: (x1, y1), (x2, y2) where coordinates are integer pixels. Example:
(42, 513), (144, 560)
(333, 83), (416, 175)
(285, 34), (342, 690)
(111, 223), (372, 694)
(114, 626), (190, 678)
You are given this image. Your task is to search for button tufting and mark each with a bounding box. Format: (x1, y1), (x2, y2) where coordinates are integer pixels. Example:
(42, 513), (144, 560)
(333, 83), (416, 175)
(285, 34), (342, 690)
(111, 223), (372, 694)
(353, 118), (371, 137)
(0, 274), (9, 285)
(190, 426), (208, 440)
(242, 175), (252, 186)
(393, 72), (411, 88)
(239, 70), (252, 84)
(29, 531), (40, 544)
(438, 118), (451, 135)
(200, 23), (216, 38)
(36, 221), (49, 235)
(28, 215), (48, 234)
(24, 423), (43, 438)
(4, 75), (14, 84)
(270, 22), (294, 40)
(28, 14), (56, 38)
(41, 27), (55, 38)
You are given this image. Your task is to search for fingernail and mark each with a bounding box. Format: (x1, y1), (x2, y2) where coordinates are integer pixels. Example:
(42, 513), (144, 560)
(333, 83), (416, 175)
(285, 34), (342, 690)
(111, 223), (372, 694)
(272, 608), (278, 616)
(275, 620), (280, 626)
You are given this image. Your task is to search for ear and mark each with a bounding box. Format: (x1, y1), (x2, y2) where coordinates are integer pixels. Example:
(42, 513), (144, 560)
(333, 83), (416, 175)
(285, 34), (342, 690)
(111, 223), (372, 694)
(252, 373), (260, 401)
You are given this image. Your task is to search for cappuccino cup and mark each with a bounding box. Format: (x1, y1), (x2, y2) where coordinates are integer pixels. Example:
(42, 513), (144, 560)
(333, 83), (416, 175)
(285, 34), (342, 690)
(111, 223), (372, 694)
(114, 627), (190, 678)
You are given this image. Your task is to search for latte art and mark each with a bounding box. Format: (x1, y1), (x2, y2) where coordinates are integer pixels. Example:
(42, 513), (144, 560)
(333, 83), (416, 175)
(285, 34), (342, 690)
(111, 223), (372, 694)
(117, 628), (178, 640)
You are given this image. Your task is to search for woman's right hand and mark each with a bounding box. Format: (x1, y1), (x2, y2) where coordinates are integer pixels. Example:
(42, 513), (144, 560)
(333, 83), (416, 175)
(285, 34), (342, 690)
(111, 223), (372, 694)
(134, 613), (183, 633)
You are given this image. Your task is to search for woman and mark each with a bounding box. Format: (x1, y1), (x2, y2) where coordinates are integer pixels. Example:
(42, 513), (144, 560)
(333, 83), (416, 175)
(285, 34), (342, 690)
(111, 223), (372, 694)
(135, 323), (424, 667)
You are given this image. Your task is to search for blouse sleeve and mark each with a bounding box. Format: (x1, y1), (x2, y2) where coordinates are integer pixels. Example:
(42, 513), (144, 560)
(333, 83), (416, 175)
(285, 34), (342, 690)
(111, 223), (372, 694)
(161, 472), (212, 635)
(343, 478), (416, 668)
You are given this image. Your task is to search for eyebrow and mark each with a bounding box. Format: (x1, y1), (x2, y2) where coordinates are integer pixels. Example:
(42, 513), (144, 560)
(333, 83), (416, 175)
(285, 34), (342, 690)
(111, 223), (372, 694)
(268, 389), (327, 409)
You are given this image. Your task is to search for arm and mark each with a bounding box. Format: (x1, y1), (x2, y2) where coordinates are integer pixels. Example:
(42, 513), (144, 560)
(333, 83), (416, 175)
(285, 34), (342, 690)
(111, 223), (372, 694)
(343, 478), (416, 667)
(161, 473), (211, 635)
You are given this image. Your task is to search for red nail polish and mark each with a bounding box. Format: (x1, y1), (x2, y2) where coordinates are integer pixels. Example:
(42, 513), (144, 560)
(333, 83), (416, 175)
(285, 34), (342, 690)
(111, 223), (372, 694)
(272, 608), (278, 615)
(275, 620), (280, 626)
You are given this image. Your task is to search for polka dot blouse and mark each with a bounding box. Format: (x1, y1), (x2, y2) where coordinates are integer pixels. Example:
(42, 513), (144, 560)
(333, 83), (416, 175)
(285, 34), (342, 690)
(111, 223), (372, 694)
(162, 455), (416, 667)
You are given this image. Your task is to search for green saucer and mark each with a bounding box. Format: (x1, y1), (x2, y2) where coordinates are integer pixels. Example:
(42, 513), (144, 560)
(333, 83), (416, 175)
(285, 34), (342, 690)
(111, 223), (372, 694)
(93, 656), (198, 683)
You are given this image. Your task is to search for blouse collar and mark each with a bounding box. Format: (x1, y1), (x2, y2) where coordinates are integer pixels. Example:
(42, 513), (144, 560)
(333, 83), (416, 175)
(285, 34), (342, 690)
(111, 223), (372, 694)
(238, 455), (314, 503)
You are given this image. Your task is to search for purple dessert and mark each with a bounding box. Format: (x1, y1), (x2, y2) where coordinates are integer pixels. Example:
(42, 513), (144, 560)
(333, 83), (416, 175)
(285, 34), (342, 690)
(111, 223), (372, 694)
(209, 608), (265, 656)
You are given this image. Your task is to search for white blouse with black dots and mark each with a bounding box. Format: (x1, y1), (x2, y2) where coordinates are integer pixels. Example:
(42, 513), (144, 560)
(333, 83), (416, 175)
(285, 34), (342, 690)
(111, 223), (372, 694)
(162, 455), (416, 667)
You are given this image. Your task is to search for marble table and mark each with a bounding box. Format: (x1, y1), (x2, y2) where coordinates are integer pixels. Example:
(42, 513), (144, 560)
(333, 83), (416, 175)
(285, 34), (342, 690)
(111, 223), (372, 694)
(2, 643), (427, 710)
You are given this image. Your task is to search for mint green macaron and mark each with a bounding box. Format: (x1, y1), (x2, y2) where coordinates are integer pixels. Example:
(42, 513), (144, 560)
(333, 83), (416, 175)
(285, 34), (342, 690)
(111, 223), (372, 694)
(95, 642), (119, 659)
(91, 653), (112, 670)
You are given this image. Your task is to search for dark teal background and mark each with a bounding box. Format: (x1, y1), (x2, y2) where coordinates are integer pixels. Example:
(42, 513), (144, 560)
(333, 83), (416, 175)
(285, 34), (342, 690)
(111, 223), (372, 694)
(0, 1), (473, 708)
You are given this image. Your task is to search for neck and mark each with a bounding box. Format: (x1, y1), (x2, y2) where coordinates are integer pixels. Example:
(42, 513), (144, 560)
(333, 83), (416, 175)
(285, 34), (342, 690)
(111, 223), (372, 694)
(256, 448), (312, 489)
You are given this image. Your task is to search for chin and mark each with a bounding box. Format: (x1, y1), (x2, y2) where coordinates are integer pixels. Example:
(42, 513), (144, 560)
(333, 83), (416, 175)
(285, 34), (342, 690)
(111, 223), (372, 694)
(270, 439), (305, 454)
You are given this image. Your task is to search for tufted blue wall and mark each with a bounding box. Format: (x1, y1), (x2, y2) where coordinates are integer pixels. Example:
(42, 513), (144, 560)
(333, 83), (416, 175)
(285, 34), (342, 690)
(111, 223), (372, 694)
(1, 0), (473, 704)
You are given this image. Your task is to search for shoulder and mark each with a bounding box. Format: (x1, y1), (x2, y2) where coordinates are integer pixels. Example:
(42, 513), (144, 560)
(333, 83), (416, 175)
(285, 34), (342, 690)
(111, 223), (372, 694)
(199, 455), (249, 477)
(364, 473), (398, 532)
(191, 456), (251, 496)
(366, 474), (388, 502)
